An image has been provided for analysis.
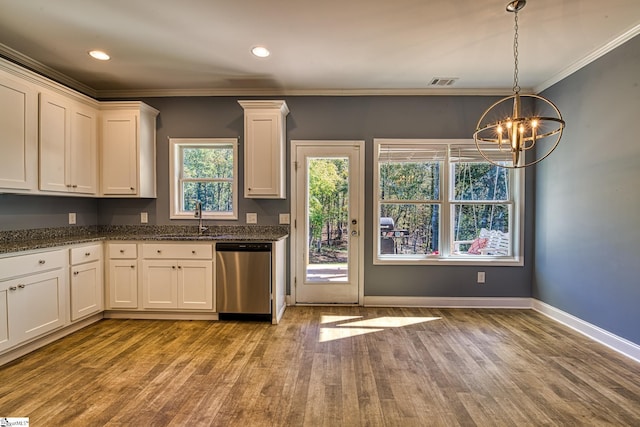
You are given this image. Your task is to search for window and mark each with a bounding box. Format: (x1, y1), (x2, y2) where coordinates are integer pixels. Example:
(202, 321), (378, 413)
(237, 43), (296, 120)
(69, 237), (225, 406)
(169, 138), (238, 220)
(374, 139), (523, 265)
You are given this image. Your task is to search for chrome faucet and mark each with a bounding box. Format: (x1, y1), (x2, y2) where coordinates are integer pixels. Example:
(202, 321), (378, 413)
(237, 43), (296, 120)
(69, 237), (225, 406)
(194, 200), (208, 235)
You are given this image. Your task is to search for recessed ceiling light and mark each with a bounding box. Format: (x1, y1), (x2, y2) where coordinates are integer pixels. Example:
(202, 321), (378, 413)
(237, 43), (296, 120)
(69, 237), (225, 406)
(251, 46), (270, 58)
(88, 50), (110, 61)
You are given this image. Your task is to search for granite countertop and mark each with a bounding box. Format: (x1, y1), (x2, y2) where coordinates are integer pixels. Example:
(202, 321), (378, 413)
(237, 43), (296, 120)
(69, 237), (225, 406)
(0, 225), (289, 255)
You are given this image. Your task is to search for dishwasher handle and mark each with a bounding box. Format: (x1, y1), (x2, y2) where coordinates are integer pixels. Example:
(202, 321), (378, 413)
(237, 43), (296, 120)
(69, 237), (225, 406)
(216, 242), (272, 252)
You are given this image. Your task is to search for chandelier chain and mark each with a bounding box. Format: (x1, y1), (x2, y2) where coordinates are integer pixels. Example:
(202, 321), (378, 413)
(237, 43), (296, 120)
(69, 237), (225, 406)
(513, 11), (520, 93)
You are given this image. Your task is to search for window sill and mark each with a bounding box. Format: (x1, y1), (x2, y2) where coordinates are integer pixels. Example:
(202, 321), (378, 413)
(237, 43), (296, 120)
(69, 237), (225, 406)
(374, 255), (523, 267)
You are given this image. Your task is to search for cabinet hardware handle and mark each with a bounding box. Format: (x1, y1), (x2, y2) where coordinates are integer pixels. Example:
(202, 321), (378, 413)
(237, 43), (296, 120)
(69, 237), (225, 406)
(18, 284), (25, 289)
(157, 250), (162, 254)
(85, 252), (91, 256)
(130, 187), (135, 191)
(72, 185), (78, 188)
(172, 265), (176, 269)
(66, 184), (72, 188)
(192, 250), (196, 254)
(120, 249), (125, 253)
(73, 271), (79, 276)
(38, 260), (46, 265)
(9, 286), (17, 291)
(130, 265), (135, 269)
(178, 266), (182, 269)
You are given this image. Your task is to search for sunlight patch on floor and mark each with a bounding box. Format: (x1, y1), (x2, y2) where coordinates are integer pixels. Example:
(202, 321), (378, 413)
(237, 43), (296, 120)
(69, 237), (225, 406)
(320, 315), (363, 324)
(319, 315), (441, 342)
(319, 327), (383, 342)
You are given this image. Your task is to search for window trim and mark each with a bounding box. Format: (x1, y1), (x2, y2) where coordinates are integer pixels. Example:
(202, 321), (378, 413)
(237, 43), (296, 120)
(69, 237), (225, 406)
(373, 138), (524, 266)
(169, 138), (238, 220)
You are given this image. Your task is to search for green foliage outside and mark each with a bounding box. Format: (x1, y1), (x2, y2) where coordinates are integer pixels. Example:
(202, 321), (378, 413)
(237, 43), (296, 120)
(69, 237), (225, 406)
(181, 146), (234, 212)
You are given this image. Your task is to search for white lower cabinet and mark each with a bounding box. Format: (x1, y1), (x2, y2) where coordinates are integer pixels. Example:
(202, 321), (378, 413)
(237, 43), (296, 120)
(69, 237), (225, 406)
(108, 260), (139, 309)
(0, 250), (67, 353)
(141, 243), (213, 310)
(69, 244), (103, 321)
(142, 259), (213, 310)
(106, 243), (138, 309)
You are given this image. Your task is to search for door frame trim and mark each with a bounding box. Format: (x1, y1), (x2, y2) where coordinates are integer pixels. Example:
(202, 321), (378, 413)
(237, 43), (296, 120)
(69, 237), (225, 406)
(289, 140), (365, 305)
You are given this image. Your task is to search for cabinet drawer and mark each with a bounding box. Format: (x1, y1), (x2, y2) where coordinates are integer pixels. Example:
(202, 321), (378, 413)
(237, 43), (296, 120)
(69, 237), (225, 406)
(0, 249), (66, 281)
(70, 243), (103, 265)
(142, 243), (213, 260)
(108, 243), (138, 259)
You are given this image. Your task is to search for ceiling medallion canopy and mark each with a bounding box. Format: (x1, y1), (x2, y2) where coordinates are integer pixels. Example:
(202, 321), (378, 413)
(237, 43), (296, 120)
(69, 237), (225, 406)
(473, 0), (565, 168)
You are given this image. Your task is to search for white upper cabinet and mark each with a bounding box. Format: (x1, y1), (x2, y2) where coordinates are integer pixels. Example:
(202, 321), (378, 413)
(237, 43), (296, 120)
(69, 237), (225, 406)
(238, 100), (289, 199)
(100, 102), (159, 198)
(39, 92), (98, 194)
(0, 69), (38, 191)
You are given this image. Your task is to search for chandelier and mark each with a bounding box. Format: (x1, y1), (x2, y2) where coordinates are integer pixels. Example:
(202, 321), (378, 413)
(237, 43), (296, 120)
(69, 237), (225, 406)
(473, 0), (565, 168)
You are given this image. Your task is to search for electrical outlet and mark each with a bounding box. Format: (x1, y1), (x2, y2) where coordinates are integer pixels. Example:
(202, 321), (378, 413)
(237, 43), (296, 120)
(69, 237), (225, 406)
(477, 271), (486, 284)
(140, 212), (148, 224)
(279, 213), (290, 224)
(246, 213), (258, 224)
(68, 212), (76, 225)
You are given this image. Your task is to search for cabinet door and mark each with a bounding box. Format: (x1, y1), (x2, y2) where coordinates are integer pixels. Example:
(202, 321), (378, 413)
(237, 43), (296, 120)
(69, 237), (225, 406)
(177, 260), (213, 310)
(108, 260), (138, 309)
(101, 112), (138, 195)
(70, 105), (97, 194)
(70, 260), (103, 321)
(244, 111), (284, 198)
(39, 92), (71, 192)
(0, 72), (37, 191)
(7, 269), (66, 346)
(142, 260), (177, 309)
(0, 289), (9, 352)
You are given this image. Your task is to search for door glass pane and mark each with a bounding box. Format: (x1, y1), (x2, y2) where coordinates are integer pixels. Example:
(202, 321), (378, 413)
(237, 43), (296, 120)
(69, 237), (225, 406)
(305, 157), (349, 282)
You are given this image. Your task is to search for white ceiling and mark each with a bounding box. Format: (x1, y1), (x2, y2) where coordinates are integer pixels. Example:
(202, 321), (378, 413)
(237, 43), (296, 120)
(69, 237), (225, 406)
(0, 0), (639, 98)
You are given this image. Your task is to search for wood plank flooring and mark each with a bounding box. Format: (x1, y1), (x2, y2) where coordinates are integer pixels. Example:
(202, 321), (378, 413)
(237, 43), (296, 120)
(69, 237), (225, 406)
(0, 307), (639, 426)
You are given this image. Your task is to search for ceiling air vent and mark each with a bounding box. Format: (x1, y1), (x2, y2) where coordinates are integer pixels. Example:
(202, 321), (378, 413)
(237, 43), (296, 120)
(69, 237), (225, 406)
(429, 77), (459, 87)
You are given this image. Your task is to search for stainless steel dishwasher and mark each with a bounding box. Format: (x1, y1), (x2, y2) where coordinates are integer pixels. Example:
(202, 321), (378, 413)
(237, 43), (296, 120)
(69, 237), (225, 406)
(216, 242), (272, 318)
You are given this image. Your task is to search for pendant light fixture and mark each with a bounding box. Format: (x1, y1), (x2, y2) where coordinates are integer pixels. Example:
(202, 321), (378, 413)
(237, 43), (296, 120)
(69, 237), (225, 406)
(473, 0), (565, 168)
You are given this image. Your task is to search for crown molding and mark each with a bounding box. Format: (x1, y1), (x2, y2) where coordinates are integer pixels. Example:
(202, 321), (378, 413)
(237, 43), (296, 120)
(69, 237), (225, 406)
(535, 23), (640, 93)
(0, 43), (97, 98)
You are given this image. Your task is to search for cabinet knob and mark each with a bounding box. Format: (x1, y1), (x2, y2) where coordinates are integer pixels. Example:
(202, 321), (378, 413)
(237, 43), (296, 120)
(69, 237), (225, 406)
(73, 271), (79, 276)
(120, 249), (125, 253)
(130, 187), (135, 191)
(157, 250), (162, 254)
(192, 250), (196, 254)
(85, 252), (91, 256)
(38, 260), (46, 265)
(18, 284), (25, 289)
(66, 184), (72, 188)
(172, 265), (176, 269)
(9, 286), (17, 291)
(72, 185), (78, 188)
(130, 265), (135, 269)
(178, 266), (182, 269)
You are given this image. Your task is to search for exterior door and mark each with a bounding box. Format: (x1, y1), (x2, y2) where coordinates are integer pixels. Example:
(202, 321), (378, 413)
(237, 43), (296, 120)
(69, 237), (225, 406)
(292, 141), (364, 304)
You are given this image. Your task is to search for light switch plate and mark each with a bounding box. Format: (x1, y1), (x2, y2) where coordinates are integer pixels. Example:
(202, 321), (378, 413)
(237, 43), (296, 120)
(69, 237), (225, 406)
(141, 212), (148, 223)
(68, 212), (76, 225)
(279, 213), (290, 224)
(246, 213), (258, 224)
(477, 271), (486, 284)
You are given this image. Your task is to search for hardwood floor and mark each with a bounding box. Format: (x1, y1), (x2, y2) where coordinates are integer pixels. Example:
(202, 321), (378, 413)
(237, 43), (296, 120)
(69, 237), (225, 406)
(0, 307), (639, 426)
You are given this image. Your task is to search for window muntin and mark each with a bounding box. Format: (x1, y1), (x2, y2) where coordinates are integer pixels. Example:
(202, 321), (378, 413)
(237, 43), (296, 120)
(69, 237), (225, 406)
(374, 139), (523, 265)
(169, 138), (238, 220)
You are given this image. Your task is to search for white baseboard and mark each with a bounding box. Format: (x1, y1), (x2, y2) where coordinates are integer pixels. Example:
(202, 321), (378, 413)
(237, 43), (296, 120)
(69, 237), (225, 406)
(363, 296), (532, 309)
(531, 299), (640, 364)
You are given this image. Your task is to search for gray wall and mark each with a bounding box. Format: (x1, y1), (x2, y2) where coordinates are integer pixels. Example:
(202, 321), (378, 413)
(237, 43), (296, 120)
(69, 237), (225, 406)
(106, 95), (534, 298)
(0, 194), (97, 230)
(534, 35), (640, 344)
